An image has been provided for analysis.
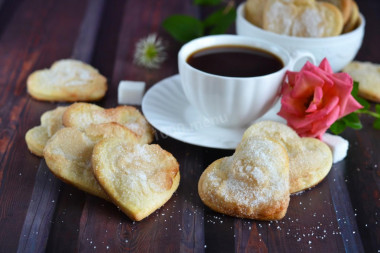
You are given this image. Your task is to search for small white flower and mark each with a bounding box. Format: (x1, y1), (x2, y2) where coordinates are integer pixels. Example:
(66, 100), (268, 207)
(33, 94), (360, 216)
(134, 33), (167, 69)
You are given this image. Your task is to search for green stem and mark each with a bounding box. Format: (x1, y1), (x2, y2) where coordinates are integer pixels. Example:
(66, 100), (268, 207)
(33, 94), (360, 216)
(356, 109), (380, 118)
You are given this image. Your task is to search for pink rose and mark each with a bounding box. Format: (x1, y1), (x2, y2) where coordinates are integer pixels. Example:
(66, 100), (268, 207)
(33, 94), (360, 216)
(278, 58), (363, 139)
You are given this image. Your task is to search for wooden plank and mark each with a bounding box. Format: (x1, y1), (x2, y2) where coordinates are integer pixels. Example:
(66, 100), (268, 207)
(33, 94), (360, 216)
(44, 185), (86, 253)
(71, 0), (105, 63)
(0, 0), (87, 251)
(232, 179), (345, 252)
(0, 0), (23, 37)
(16, 162), (61, 253)
(14, 0), (105, 252)
(343, 1), (380, 251)
(328, 162), (364, 252)
(341, 118), (380, 252)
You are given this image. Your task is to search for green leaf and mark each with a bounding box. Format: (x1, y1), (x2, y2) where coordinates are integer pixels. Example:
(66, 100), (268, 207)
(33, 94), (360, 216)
(329, 119), (347, 135)
(342, 113), (363, 129)
(203, 7), (237, 34)
(352, 81), (370, 109)
(373, 118), (380, 129)
(194, 0), (222, 6)
(162, 15), (204, 43)
(376, 104), (380, 114)
(343, 112), (360, 122)
(351, 81), (360, 97)
(357, 97), (370, 110)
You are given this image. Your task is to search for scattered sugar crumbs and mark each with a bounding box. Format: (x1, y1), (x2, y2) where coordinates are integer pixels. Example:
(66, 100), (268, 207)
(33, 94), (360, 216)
(58, 164), (380, 250)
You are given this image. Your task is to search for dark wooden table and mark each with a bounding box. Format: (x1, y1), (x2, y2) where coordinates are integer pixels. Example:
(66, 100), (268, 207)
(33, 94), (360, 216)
(0, 0), (379, 252)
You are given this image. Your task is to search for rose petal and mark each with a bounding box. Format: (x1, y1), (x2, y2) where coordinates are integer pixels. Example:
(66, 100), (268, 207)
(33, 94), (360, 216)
(291, 71), (324, 98)
(311, 106), (340, 139)
(286, 71), (298, 86)
(306, 86), (323, 113)
(280, 98), (305, 116)
(318, 58), (333, 73)
(303, 60), (334, 86)
(306, 96), (340, 120)
(340, 96), (363, 117)
(284, 111), (319, 129)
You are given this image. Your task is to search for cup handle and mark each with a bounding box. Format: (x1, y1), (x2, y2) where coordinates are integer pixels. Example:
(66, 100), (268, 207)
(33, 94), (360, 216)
(288, 50), (316, 71)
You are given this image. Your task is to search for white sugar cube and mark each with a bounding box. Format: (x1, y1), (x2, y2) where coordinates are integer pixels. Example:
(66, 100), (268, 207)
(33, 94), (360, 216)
(322, 133), (349, 163)
(118, 80), (146, 105)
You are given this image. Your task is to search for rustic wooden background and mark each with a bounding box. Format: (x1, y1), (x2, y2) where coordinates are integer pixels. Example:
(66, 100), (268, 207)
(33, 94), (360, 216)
(0, 0), (379, 252)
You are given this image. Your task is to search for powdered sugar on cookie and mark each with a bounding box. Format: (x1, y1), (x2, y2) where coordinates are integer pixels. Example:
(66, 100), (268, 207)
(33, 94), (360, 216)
(198, 137), (290, 220)
(262, 0), (344, 37)
(27, 59), (107, 102)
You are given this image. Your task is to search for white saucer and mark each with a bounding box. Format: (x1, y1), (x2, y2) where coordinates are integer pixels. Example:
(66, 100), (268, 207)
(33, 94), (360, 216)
(142, 75), (284, 149)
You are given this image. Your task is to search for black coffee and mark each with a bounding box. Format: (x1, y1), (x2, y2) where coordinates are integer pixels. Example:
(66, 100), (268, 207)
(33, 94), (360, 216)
(186, 45), (284, 77)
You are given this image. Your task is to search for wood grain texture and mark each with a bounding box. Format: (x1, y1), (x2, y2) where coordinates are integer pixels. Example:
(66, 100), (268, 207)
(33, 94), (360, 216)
(341, 115), (380, 252)
(0, 0), (379, 252)
(10, 0), (103, 252)
(0, 0), (87, 251)
(16, 162), (61, 253)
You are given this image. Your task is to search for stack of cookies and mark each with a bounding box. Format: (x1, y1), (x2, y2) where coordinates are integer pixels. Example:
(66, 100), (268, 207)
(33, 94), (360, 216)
(198, 121), (332, 220)
(26, 103), (180, 221)
(244, 0), (361, 37)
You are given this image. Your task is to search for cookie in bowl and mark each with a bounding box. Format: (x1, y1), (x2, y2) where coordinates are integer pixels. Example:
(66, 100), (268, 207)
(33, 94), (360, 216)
(262, 0), (344, 37)
(236, 1), (365, 71)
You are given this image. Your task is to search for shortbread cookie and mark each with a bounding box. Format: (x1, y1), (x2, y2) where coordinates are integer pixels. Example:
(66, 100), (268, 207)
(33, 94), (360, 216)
(343, 61), (380, 102)
(44, 123), (140, 200)
(343, 0), (359, 33)
(27, 59), (107, 102)
(92, 138), (180, 221)
(244, 0), (267, 28)
(243, 121), (333, 193)
(318, 0), (352, 24)
(263, 0), (344, 37)
(62, 102), (154, 144)
(198, 137), (290, 220)
(25, 106), (67, 157)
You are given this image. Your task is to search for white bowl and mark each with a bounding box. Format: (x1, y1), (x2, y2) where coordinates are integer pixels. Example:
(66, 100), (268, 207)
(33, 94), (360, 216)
(236, 3), (365, 72)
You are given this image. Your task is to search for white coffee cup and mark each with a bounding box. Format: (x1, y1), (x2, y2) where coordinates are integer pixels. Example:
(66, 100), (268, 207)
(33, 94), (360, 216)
(178, 35), (315, 128)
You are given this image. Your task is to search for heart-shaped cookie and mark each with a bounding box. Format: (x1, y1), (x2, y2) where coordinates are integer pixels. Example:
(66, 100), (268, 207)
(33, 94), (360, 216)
(243, 121), (333, 193)
(342, 0), (359, 33)
(343, 61), (380, 103)
(63, 102), (154, 144)
(44, 123), (139, 200)
(244, 0), (267, 28)
(317, 0), (352, 24)
(25, 106), (67, 157)
(263, 0), (344, 37)
(27, 59), (107, 102)
(198, 137), (290, 220)
(92, 138), (180, 221)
